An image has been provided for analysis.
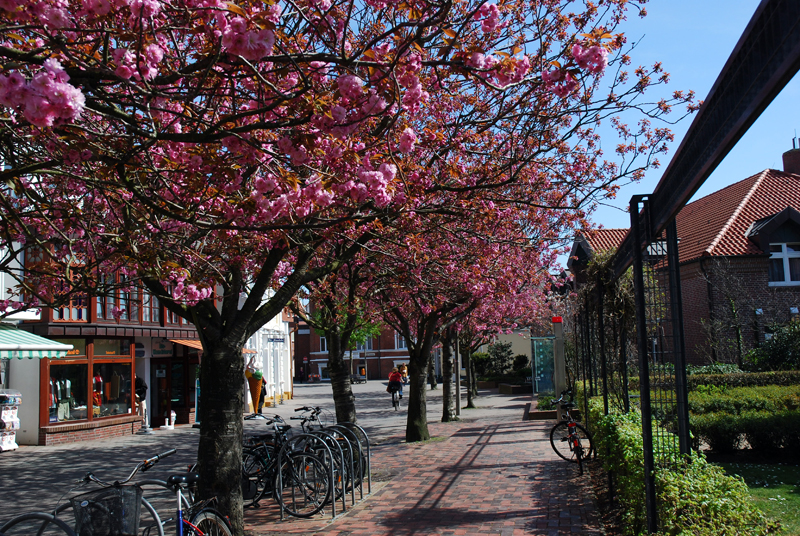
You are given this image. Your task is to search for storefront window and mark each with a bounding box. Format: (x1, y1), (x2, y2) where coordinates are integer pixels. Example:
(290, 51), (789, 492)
(94, 339), (131, 357)
(48, 364), (89, 422)
(92, 362), (132, 417)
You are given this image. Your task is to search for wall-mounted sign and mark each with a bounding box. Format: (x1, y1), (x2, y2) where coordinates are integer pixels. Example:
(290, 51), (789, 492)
(152, 339), (174, 358)
(155, 369), (167, 378)
(267, 338), (285, 343)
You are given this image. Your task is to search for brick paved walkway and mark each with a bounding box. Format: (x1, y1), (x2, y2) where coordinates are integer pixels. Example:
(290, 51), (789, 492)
(244, 420), (603, 536)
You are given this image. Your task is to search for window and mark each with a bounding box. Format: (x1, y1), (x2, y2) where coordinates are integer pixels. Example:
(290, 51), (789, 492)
(395, 332), (407, 350)
(142, 291), (161, 324)
(768, 243), (800, 286)
(96, 275), (139, 322)
(356, 338), (372, 352)
(319, 336), (327, 353)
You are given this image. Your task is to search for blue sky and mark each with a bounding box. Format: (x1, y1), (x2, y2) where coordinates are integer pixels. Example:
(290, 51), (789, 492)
(584, 0), (800, 232)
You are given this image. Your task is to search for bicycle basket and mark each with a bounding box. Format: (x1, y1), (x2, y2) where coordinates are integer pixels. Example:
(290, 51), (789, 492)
(70, 485), (142, 536)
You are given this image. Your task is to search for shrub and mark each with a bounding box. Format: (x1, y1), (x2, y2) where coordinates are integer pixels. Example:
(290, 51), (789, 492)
(688, 384), (800, 415)
(487, 341), (514, 374)
(690, 412), (741, 453)
(471, 352), (490, 376)
(512, 353), (529, 371)
(587, 398), (779, 535)
(656, 454), (780, 535)
(744, 319), (800, 372)
(686, 363), (742, 375)
(633, 370), (800, 392)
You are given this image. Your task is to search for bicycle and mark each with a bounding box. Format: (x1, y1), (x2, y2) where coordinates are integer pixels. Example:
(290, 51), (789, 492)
(0, 512), (77, 535)
(388, 384), (400, 410)
(549, 390), (595, 475)
(52, 449), (232, 536)
(289, 406), (329, 432)
(238, 415), (332, 517)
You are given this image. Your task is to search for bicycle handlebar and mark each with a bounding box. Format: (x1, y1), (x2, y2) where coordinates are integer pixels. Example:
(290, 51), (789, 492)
(82, 449), (178, 486)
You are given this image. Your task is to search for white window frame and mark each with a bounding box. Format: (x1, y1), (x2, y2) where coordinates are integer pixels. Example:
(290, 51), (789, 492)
(319, 336), (327, 353)
(356, 337), (372, 352)
(395, 332), (407, 350)
(768, 243), (800, 286)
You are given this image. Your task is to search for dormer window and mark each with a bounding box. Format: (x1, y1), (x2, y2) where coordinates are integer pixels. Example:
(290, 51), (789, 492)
(768, 243), (800, 286)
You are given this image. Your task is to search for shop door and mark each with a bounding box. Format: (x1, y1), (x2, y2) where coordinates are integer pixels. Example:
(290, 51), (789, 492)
(150, 359), (170, 428)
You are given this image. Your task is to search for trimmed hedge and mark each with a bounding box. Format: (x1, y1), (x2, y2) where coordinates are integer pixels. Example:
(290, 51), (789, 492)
(691, 410), (800, 455)
(688, 384), (800, 415)
(587, 398), (779, 535)
(629, 370), (800, 392)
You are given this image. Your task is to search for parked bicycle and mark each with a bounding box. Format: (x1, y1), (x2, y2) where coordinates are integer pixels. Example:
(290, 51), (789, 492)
(51, 449), (232, 536)
(238, 414), (332, 517)
(0, 512), (77, 536)
(289, 406), (329, 432)
(549, 390), (595, 475)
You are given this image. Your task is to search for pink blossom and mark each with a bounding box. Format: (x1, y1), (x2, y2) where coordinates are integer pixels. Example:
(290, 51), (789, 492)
(362, 92), (386, 115)
(222, 17), (275, 61)
(331, 105), (347, 123)
(81, 0), (111, 16)
(467, 52), (486, 69)
(475, 3), (500, 33)
(399, 127), (417, 152)
(265, 3), (281, 23)
(571, 43), (607, 74)
(338, 74), (364, 101)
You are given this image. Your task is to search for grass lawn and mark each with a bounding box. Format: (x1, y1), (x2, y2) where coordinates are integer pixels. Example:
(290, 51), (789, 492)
(715, 461), (800, 535)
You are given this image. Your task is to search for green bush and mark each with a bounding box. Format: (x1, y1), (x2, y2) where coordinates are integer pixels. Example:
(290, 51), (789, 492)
(633, 370), (800, 392)
(744, 320), (800, 372)
(471, 352), (490, 376)
(690, 412), (742, 453)
(656, 454), (780, 536)
(587, 398), (778, 535)
(688, 384), (800, 415)
(686, 363), (742, 375)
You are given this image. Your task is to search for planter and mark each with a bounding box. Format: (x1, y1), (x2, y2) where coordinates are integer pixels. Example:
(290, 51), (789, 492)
(477, 381), (498, 389)
(498, 383), (530, 395)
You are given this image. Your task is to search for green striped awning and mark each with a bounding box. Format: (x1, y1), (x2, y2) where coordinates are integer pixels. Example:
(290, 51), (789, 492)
(0, 324), (73, 359)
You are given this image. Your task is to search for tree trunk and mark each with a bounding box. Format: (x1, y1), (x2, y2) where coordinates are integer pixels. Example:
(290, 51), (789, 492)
(326, 331), (358, 424)
(463, 348), (477, 408)
(406, 347), (431, 442)
(197, 342), (245, 535)
(441, 329), (456, 422)
(427, 352), (438, 390)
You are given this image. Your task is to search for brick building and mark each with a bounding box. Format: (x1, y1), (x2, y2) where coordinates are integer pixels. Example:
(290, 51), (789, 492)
(296, 326), (412, 382)
(569, 150), (800, 364)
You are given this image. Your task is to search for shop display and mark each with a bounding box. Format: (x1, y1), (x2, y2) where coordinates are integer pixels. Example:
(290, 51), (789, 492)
(0, 389), (21, 452)
(49, 364), (88, 422)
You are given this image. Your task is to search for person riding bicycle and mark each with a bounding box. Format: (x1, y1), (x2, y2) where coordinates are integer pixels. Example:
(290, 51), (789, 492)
(387, 367), (403, 398)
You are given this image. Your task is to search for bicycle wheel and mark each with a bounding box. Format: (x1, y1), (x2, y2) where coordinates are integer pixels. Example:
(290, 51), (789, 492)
(53, 494), (164, 536)
(242, 445), (273, 507)
(275, 452), (331, 518)
(392, 391), (398, 410)
(0, 512), (77, 536)
(575, 437), (584, 475)
(550, 421), (593, 463)
(187, 510), (232, 536)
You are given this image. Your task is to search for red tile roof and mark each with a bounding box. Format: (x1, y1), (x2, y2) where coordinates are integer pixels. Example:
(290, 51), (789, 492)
(584, 228), (629, 253)
(676, 169), (800, 262)
(575, 169), (800, 264)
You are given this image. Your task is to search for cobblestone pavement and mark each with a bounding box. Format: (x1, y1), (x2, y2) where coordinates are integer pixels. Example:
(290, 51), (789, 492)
(0, 383), (604, 535)
(244, 419), (603, 536)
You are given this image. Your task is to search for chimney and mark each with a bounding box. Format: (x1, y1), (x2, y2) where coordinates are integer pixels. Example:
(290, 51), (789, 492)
(783, 140), (800, 174)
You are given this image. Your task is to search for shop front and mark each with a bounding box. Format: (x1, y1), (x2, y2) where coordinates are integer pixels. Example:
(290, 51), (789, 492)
(1, 329), (141, 446)
(149, 339), (201, 428)
(0, 324), (73, 450)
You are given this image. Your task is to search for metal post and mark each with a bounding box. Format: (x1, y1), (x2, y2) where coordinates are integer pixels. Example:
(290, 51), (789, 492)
(632, 195), (658, 533)
(667, 220), (691, 456)
(598, 275), (609, 416)
(455, 335), (461, 417)
(552, 317), (566, 420)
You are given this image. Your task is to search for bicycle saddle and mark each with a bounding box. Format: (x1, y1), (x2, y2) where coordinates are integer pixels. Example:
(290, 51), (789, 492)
(167, 472), (201, 487)
(561, 402), (576, 409)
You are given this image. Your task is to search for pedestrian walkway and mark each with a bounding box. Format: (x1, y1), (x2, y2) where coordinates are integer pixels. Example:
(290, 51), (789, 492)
(0, 384), (604, 536)
(244, 419), (603, 536)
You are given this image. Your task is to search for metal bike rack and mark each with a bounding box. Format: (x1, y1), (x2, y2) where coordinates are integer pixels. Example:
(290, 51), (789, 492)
(337, 422), (371, 494)
(277, 433), (336, 520)
(327, 425), (364, 502)
(308, 429), (349, 513)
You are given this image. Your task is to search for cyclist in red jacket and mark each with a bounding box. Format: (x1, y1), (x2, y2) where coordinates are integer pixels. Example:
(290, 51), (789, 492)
(388, 368), (403, 398)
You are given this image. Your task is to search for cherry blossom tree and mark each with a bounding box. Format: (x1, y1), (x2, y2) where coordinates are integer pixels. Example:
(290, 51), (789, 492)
(0, 0), (695, 530)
